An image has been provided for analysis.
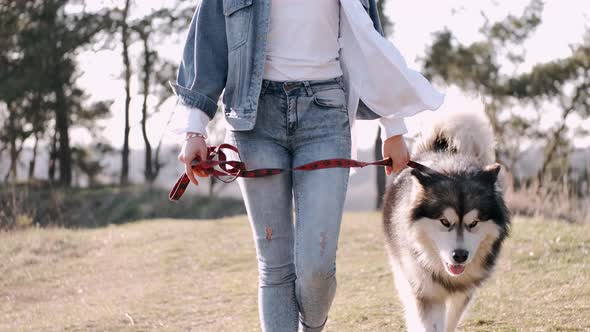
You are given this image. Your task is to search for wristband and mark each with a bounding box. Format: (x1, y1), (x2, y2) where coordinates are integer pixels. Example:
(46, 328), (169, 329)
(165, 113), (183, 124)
(184, 132), (206, 141)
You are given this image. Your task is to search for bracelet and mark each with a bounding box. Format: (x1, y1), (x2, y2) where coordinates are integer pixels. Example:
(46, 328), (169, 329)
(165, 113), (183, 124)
(184, 132), (206, 141)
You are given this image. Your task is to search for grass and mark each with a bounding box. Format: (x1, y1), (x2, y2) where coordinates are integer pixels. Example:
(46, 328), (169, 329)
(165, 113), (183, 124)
(1, 213), (589, 331)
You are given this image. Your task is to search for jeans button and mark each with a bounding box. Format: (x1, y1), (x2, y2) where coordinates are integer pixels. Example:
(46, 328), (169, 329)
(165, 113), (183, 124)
(284, 82), (298, 91)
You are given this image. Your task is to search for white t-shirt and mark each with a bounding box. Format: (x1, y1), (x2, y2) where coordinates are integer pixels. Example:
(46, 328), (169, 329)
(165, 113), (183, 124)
(263, 0), (343, 81)
(172, 0), (421, 145)
(174, 0), (346, 139)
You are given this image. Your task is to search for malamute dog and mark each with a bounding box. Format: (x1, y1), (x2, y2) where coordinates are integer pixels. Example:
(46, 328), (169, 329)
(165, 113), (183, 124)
(381, 110), (510, 332)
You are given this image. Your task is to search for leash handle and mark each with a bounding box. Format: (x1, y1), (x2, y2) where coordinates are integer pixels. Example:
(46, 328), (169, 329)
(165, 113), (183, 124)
(169, 143), (428, 201)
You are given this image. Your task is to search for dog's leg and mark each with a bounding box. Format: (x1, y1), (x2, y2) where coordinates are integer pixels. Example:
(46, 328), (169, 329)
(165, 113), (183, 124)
(393, 268), (424, 331)
(445, 290), (474, 332)
(412, 298), (446, 332)
(393, 269), (446, 332)
(400, 294), (444, 332)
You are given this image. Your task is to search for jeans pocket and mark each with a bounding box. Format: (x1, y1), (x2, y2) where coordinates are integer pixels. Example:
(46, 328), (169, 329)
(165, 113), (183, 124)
(312, 88), (348, 113)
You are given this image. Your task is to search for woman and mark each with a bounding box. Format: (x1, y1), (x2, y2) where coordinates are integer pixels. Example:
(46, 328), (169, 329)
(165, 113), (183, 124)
(172, 0), (443, 330)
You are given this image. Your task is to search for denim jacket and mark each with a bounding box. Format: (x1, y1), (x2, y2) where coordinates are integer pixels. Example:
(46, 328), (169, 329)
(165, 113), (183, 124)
(170, 0), (444, 162)
(170, 0), (391, 127)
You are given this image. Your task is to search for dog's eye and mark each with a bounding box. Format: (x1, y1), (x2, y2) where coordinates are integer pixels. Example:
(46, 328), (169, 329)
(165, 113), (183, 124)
(439, 218), (451, 227)
(468, 220), (479, 229)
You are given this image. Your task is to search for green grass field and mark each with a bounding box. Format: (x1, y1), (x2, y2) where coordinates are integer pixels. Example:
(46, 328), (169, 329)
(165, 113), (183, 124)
(1, 213), (589, 331)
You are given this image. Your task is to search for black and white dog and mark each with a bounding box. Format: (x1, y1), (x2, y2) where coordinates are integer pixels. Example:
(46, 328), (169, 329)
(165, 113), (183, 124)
(381, 110), (510, 331)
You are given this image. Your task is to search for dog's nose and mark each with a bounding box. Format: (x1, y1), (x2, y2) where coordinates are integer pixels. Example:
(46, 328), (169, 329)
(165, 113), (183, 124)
(452, 249), (469, 264)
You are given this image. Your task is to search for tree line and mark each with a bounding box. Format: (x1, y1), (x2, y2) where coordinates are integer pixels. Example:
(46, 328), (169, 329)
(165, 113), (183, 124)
(1, 0), (588, 199)
(0, 0), (193, 186)
(422, 0), (590, 190)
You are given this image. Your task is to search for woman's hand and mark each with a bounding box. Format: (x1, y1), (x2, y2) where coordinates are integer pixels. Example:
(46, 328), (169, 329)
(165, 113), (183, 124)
(177, 133), (209, 186)
(382, 134), (410, 176)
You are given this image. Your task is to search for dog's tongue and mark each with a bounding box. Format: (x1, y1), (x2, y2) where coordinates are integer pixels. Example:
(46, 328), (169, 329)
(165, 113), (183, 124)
(449, 264), (465, 275)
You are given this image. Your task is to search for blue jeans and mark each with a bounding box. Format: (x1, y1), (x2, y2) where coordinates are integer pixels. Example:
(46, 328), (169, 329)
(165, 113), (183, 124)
(225, 76), (351, 331)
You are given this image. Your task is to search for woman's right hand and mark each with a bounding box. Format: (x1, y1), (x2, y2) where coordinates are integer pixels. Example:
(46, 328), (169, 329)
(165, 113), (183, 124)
(177, 133), (209, 186)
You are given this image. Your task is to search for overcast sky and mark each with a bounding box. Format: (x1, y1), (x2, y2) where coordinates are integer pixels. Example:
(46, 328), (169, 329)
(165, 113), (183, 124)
(72, 0), (590, 151)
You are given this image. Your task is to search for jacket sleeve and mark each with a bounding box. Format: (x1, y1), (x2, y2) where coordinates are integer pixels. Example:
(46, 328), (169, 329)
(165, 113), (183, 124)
(168, 0), (228, 120)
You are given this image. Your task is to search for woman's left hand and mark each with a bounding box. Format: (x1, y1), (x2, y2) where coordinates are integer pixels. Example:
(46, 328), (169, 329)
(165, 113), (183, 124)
(382, 135), (411, 175)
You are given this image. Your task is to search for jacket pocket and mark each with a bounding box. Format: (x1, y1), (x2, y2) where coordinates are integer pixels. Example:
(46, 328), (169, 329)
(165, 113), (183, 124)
(313, 88), (348, 113)
(223, 0), (254, 50)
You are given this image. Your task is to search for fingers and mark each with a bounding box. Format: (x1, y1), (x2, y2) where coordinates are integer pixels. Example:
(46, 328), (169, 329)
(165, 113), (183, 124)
(185, 162), (199, 186)
(179, 150), (200, 185)
(177, 153), (186, 164)
(192, 155), (206, 177)
(178, 137), (210, 182)
(188, 152), (208, 179)
(195, 147), (209, 177)
(194, 167), (208, 177)
(382, 135), (411, 176)
(390, 153), (411, 174)
(199, 147), (208, 163)
(386, 161), (393, 176)
(392, 161), (403, 173)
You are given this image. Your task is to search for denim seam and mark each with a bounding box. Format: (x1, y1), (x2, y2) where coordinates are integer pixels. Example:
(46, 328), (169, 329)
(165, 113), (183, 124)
(312, 97), (348, 114)
(263, 85), (342, 97)
(294, 96), (299, 131)
(299, 315), (328, 331)
(311, 85), (344, 94)
(223, 1), (254, 51)
(292, 271), (299, 328)
(303, 81), (313, 96)
(294, 174), (303, 325)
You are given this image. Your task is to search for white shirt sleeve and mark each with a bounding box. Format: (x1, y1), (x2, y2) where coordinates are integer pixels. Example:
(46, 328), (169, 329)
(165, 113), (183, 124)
(169, 101), (211, 139)
(378, 116), (408, 142)
(339, 0), (445, 124)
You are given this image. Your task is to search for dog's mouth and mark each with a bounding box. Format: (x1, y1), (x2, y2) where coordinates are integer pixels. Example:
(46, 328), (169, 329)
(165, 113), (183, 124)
(444, 262), (465, 276)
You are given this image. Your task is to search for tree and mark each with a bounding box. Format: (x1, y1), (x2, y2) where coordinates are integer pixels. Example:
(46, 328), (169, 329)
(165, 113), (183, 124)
(119, 0), (132, 185)
(0, 1), (47, 182)
(0, 0), (115, 186)
(423, 1), (590, 187)
(2, 103), (28, 182)
(45, 1), (113, 186)
(422, 0), (543, 167)
(116, 3), (193, 185)
(72, 142), (113, 186)
(509, 36), (590, 184)
(131, 8), (189, 183)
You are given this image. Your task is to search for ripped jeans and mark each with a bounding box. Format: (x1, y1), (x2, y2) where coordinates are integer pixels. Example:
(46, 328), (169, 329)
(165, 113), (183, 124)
(225, 76), (351, 332)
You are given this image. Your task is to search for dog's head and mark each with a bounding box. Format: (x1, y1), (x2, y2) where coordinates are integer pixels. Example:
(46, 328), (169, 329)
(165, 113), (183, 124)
(408, 163), (510, 277)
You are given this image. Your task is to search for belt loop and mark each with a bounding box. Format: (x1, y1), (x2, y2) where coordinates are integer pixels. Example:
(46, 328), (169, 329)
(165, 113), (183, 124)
(303, 81), (313, 96)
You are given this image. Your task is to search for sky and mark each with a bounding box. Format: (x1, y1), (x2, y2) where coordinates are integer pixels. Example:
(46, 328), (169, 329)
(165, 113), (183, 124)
(72, 0), (590, 151)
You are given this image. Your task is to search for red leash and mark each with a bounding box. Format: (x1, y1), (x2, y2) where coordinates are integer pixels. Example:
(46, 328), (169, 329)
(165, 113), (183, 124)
(169, 143), (426, 201)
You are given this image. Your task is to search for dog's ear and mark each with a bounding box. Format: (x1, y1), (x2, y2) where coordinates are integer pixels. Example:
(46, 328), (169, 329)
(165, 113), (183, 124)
(411, 168), (438, 187)
(478, 163), (501, 184)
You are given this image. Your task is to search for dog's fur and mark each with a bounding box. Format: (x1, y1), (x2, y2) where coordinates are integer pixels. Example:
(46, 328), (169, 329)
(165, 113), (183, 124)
(381, 110), (510, 332)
